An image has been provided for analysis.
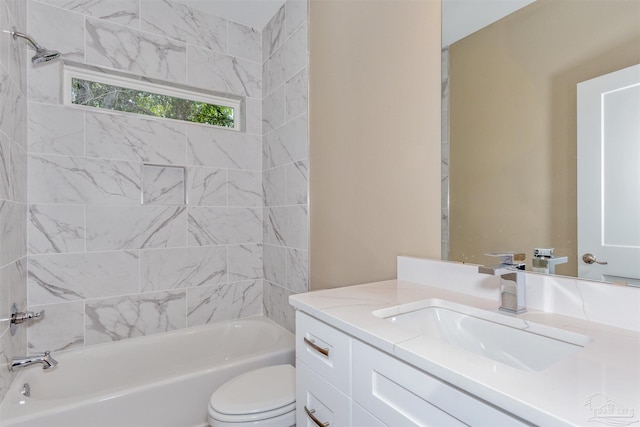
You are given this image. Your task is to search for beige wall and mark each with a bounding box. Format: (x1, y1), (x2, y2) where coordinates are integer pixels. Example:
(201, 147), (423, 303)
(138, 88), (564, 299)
(309, 0), (442, 290)
(449, 0), (640, 276)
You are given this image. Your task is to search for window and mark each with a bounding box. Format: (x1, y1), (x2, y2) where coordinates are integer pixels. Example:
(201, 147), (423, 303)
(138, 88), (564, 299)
(63, 65), (241, 130)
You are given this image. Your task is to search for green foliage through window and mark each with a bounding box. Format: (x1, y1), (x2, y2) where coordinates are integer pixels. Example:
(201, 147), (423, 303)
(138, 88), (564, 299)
(71, 78), (235, 128)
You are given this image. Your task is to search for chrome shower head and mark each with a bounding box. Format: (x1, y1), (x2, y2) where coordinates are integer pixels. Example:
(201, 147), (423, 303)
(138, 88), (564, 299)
(11, 27), (61, 64)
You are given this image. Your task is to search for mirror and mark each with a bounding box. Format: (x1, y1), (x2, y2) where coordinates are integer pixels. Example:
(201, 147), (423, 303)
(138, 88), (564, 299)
(443, 0), (640, 284)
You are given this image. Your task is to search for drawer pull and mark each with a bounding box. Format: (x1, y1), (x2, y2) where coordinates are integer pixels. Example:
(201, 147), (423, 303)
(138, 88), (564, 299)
(304, 406), (330, 426)
(304, 337), (330, 357)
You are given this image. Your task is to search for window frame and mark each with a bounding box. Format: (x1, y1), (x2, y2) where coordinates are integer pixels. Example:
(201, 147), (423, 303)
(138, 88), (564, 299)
(63, 64), (242, 131)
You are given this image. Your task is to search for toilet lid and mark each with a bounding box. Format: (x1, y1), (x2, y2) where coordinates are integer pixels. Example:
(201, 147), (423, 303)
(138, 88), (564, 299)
(210, 364), (296, 416)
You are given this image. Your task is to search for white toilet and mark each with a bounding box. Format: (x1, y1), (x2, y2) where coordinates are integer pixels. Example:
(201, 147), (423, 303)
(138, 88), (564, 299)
(208, 364), (296, 427)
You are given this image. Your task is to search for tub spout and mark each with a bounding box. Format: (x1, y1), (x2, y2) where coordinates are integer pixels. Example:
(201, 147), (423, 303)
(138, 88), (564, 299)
(10, 351), (58, 371)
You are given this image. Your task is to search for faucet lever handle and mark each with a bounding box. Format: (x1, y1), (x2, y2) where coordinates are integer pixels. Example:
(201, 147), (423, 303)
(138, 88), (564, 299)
(485, 252), (526, 266)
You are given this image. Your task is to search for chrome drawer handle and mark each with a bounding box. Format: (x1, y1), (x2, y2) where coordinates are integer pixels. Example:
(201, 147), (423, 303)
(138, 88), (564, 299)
(304, 337), (329, 357)
(304, 406), (330, 426)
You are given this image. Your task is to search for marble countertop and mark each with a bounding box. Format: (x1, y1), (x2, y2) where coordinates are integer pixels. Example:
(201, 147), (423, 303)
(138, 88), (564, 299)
(289, 280), (640, 426)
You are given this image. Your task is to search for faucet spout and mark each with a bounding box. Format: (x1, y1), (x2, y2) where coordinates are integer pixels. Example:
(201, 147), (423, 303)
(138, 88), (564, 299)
(479, 253), (527, 314)
(10, 351), (58, 371)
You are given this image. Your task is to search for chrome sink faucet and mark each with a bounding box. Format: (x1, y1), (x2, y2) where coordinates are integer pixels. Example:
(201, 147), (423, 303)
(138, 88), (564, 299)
(10, 351), (58, 371)
(478, 253), (527, 314)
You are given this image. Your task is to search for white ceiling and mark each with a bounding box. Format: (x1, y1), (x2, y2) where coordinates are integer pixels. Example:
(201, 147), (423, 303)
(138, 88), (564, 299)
(179, 0), (536, 45)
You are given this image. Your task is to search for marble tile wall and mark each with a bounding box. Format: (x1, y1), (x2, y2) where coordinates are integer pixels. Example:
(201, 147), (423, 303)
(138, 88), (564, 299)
(441, 47), (450, 260)
(0, 0), (27, 403)
(261, 0), (309, 333)
(24, 0), (268, 353)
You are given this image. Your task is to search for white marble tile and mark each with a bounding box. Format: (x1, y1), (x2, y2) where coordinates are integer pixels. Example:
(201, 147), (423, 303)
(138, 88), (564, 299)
(86, 18), (187, 83)
(140, 0), (226, 53)
(228, 170), (261, 207)
(187, 46), (261, 98)
(0, 2), (10, 74)
(85, 111), (186, 165)
(27, 1), (84, 62)
(282, 22), (307, 81)
(0, 259), (26, 333)
(187, 280), (261, 327)
(28, 154), (142, 205)
(28, 103), (84, 156)
(186, 166), (227, 206)
(262, 84), (285, 133)
(228, 21), (261, 63)
(85, 290), (186, 345)
(0, 327), (22, 402)
(142, 165), (185, 205)
(262, 5), (284, 60)
(28, 250), (139, 305)
(245, 97), (262, 136)
(285, 67), (307, 120)
(262, 48), (284, 98)
(86, 205), (187, 251)
(27, 57), (60, 103)
(27, 300), (84, 353)
(285, 160), (307, 205)
(186, 124), (261, 171)
(263, 243), (286, 286)
(228, 243), (262, 282)
(264, 114), (307, 168)
(35, 0), (139, 26)
(140, 246), (226, 292)
(265, 205), (308, 250)
(0, 201), (26, 266)
(8, 15), (26, 95)
(0, 133), (27, 202)
(286, 247), (308, 293)
(285, 0), (307, 38)
(28, 204), (85, 254)
(263, 281), (294, 332)
(0, 69), (26, 144)
(263, 166), (285, 207)
(188, 207), (261, 246)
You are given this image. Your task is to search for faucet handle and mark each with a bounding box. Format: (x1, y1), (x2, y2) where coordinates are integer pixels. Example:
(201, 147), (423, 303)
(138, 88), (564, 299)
(485, 252), (526, 266)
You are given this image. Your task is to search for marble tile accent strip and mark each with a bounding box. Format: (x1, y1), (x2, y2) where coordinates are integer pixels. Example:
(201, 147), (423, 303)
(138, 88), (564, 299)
(35, 0), (139, 26)
(28, 155), (142, 205)
(28, 204), (85, 254)
(28, 1), (84, 62)
(140, 246), (226, 292)
(140, 0), (226, 53)
(187, 46), (261, 98)
(27, 301), (84, 353)
(228, 243), (262, 282)
(27, 103), (84, 156)
(263, 281), (294, 332)
(187, 280), (262, 327)
(28, 250), (139, 305)
(187, 124), (261, 171)
(86, 18), (187, 83)
(86, 205), (187, 251)
(142, 165), (185, 205)
(186, 167), (227, 206)
(85, 112), (186, 165)
(188, 207), (261, 246)
(228, 22), (261, 63)
(85, 290), (186, 345)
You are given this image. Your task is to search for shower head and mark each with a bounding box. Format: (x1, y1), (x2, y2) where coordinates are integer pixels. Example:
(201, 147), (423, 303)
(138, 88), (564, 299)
(11, 27), (61, 64)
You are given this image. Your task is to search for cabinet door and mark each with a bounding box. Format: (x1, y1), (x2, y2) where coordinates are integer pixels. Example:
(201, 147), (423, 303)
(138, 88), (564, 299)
(352, 340), (529, 427)
(296, 359), (351, 427)
(352, 402), (386, 427)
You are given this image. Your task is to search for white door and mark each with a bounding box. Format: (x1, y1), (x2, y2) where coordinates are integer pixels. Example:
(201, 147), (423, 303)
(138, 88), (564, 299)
(577, 64), (640, 284)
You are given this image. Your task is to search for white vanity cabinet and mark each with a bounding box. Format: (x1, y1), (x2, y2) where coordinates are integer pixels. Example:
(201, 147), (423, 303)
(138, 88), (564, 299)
(295, 311), (529, 427)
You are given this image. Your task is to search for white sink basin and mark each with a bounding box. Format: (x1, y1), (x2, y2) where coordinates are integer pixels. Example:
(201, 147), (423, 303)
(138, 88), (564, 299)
(373, 299), (592, 372)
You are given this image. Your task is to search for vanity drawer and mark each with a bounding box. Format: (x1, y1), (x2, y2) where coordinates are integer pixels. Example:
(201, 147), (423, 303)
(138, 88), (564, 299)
(352, 340), (529, 427)
(296, 359), (351, 427)
(296, 311), (351, 394)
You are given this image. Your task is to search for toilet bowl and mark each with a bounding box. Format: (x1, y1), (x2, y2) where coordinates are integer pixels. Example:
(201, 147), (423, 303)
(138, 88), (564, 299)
(208, 364), (296, 427)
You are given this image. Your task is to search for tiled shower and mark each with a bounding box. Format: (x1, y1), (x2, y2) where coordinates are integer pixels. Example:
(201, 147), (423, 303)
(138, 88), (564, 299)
(0, 0), (308, 402)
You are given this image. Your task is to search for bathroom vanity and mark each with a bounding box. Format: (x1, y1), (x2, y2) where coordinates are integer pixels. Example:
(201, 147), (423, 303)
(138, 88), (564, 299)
(290, 257), (640, 426)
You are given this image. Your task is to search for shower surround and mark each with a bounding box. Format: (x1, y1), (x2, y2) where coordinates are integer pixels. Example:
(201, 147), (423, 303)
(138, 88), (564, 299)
(0, 0), (308, 403)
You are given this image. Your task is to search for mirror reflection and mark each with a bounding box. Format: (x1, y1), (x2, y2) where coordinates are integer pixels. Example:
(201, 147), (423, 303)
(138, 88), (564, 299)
(443, 0), (640, 284)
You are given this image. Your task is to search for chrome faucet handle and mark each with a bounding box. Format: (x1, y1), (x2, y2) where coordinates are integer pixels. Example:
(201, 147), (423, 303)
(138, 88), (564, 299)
(485, 252), (526, 267)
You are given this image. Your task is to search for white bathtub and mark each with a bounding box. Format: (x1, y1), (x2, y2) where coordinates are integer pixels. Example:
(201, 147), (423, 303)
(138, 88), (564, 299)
(0, 316), (294, 427)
